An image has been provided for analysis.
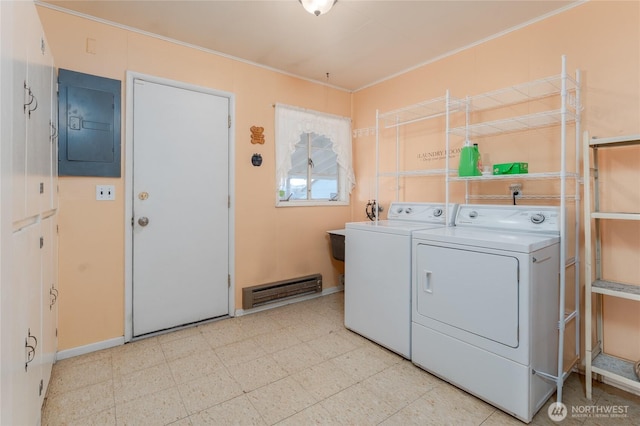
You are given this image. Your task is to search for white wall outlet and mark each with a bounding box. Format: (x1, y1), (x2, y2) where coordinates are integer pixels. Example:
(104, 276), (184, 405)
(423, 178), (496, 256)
(509, 183), (523, 198)
(96, 185), (115, 201)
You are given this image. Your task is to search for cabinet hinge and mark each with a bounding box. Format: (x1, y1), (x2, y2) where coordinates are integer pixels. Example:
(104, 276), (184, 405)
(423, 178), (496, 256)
(228, 274), (231, 287)
(228, 195), (231, 208)
(56, 328), (58, 337)
(56, 225), (59, 234)
(40, 182), (44, 194)
(40, 237), (44, 249)
(228, 115), (231, 129)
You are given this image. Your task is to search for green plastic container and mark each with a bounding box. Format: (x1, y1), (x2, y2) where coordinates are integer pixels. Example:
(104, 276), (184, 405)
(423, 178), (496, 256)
(493, 162), (529, 175)
(458, 145), (481, 176)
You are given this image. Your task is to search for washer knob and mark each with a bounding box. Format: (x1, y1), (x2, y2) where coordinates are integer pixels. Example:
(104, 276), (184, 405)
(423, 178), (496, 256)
(405, 207), (413, 214)
(433, 208), (443, 217)
(531, 213), (546, 224)
(396, 207), (404, 214)
(468, 210), (478, 219)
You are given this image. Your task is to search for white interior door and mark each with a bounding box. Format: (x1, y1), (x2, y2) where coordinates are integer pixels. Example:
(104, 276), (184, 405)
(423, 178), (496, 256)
(132, 78), (229, 337)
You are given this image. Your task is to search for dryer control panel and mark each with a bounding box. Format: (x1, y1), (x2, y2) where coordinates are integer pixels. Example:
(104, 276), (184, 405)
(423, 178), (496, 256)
(387, 202), (458, 225)
(455, 204), (560, 234)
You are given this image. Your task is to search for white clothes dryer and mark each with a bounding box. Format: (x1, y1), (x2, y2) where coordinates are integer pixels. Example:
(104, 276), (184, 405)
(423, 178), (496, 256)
(411, 204), (561, 423)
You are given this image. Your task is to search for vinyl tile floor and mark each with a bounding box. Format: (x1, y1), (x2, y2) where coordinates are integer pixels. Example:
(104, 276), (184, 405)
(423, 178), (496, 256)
(42, 292), (640, 425)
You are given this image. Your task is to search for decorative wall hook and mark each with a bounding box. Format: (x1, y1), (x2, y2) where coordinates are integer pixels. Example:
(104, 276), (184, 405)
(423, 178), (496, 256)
(251, 153), (263, 167)
(250, 126), (265, 144)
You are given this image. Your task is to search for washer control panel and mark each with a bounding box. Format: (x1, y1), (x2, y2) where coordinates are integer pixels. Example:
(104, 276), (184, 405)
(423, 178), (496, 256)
(456, 204), (560, 233)
(387, 202), (457, 225)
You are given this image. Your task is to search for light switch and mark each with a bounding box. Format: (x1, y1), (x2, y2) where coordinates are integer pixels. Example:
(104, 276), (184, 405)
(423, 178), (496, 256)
(86, 38), (96, 54)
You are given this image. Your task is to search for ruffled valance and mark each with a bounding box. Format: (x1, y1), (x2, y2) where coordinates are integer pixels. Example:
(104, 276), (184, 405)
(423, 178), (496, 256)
(275, 104), (355, 194)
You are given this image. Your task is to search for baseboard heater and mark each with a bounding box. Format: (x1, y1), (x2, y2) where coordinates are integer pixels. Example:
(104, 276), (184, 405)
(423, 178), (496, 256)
(242, 274), (322, 309)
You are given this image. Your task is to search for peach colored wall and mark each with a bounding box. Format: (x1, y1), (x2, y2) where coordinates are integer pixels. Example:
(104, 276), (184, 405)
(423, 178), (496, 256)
(39, 1), (639, 360)
(37, 7), (350, 350)
(353, 1), (639, 367)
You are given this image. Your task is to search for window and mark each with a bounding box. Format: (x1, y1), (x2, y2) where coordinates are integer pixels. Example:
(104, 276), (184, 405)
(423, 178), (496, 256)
(275, 104), (354, 206)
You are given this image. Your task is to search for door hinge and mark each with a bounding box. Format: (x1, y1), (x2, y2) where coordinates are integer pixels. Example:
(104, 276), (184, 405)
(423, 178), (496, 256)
(228, 274), (231, 287)
(131, 217), (134, 227)
(228, 195), (231, 208)
(39, 379), (43, 396)
(40, 182), (44, 194)
(40, 237), (44, 249)
(56, 328), (58, 337)
(228, 115), (231, 129)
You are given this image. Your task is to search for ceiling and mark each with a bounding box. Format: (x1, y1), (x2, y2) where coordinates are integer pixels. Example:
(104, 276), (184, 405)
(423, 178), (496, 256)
(38, 0), (581, 92)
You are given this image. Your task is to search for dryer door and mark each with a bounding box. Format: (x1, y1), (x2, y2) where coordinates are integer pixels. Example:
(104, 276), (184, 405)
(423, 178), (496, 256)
(414, 244), (519, 348)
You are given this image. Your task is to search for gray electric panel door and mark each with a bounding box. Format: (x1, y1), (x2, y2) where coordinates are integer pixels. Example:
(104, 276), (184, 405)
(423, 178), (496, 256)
(58, 69), (121, 176)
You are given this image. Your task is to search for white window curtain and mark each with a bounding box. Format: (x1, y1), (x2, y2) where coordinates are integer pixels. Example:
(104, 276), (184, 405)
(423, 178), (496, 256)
(275, 104), (355, 194)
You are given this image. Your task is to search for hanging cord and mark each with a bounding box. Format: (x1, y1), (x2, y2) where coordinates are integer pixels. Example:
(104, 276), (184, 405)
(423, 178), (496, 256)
(512, 190), (520, 205)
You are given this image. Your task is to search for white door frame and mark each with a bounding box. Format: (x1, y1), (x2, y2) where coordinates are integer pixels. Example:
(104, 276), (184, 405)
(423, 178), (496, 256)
(124, 71), (235, 342)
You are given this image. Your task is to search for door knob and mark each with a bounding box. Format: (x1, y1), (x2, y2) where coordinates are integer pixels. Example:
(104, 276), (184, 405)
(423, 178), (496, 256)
(138, 217), (149, 227)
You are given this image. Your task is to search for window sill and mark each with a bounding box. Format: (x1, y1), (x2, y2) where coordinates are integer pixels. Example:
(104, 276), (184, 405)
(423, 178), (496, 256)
(276, 200), (349, 207)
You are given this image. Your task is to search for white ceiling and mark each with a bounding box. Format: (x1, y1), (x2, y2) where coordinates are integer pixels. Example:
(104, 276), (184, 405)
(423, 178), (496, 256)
(39, 0), (581, 91)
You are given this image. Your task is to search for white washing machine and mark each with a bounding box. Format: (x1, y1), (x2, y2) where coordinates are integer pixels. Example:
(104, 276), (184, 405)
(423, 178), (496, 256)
(345, 202), (457, 359)
(411, 204), (561, 423)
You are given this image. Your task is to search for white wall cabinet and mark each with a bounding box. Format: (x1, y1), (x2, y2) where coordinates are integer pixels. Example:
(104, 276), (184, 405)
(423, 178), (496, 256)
(583, 133), (640, 399)
(1, 1), (58, 424)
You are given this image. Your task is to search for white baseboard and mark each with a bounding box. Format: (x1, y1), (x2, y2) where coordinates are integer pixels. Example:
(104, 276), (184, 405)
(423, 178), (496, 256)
(56, 336), (124, 361)
(235, 285), (344, 317)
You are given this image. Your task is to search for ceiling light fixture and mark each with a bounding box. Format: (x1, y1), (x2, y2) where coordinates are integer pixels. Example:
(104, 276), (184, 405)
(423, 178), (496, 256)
(299, 0), (337, 16)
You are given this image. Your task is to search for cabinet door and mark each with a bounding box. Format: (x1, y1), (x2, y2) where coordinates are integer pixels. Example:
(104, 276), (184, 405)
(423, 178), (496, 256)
(11, 2), (29, 223)
(10, 228), (29, 426)
(35, 36), (55, 214)
(12, 224), (43, 426)
(41, 216), (58, 399)
(50, 65), (59, 210)
(25, 25), (51, 218)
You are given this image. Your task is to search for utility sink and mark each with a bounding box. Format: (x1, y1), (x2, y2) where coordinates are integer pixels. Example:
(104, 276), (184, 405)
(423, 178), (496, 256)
(327, 229), (345, 262)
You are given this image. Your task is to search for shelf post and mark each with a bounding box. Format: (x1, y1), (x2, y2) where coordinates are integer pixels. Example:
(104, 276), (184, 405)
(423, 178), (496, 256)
(574, 67), (582, 375)
(556, 54), (568, 403)
(445, 90), (450, 222)
(375, 109), (380, 222)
